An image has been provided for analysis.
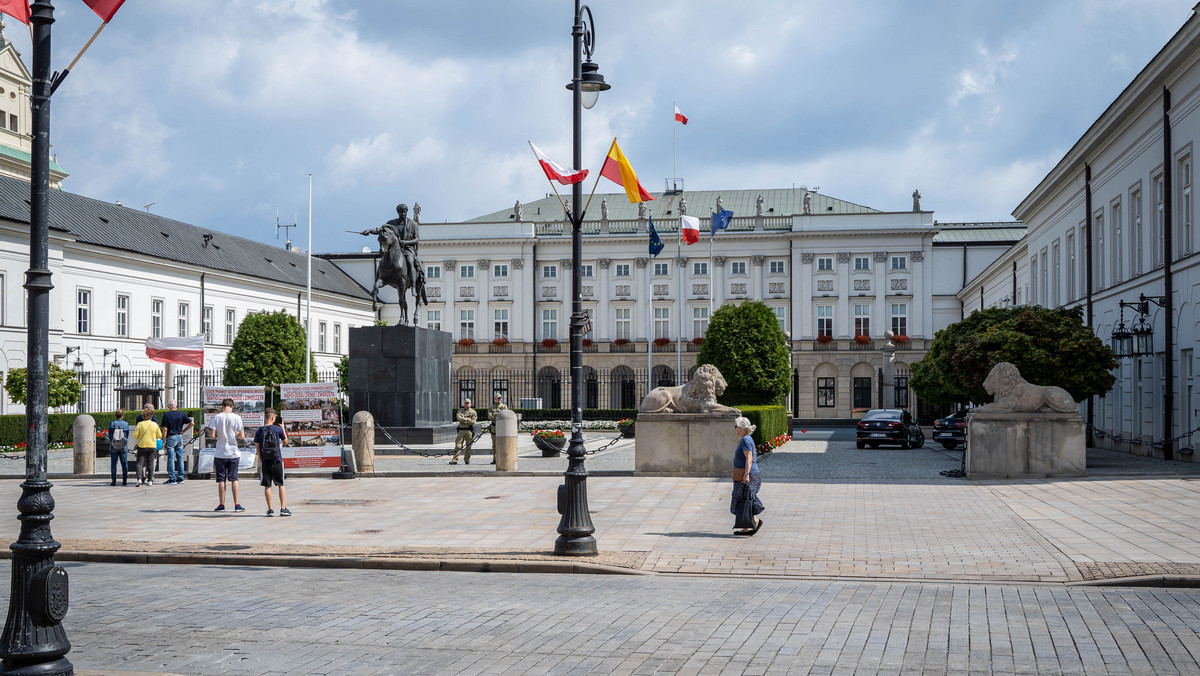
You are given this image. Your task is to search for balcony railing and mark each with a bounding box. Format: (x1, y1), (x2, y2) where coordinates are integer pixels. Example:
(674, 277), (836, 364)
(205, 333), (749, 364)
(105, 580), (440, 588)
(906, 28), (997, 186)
(488, 343), (511, 353)
(610, 342), (637, 353)
(850, 340), (875, 351)
(686, 341), (703, 352)
(534, 343), (561, 354)
(454, 343), (478, 354)
(652, 342), (674, 352)
(583, 343), (598, 353)
(530, 215), (793, 237)
(814, 340), (836, 351)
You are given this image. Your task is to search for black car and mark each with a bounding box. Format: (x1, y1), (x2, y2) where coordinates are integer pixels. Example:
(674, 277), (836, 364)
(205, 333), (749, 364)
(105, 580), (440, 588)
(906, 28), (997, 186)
(932, 409), (969, 450)
(855, 409), (924, 449)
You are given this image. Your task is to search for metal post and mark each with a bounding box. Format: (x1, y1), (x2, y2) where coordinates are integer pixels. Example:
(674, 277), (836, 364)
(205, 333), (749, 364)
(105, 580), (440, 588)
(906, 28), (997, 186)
(557, 0), (597, 556)
(1, 2), (73, 673)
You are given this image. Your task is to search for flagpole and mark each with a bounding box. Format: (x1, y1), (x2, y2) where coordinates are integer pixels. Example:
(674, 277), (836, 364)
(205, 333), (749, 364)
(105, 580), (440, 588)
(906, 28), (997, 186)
(306, 173), (312, 383)
(672, 99), (677, 185)
(708, 230), (714, 318)
(48, 20), (107, 95)
(580, 138), (618, 218)
(676, 233), (682, 385)
(647, 215), (653, 387)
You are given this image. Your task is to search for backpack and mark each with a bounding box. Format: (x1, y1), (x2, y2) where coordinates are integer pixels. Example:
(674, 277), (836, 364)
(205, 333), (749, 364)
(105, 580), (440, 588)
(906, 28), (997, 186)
(260, 426), (281, 461)
(110, 425), (126, 450)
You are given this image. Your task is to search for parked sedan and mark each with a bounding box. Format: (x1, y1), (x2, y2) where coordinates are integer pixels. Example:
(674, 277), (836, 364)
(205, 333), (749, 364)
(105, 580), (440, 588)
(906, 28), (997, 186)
(932, 409), (969, 449)
(855, 409), (924, 449)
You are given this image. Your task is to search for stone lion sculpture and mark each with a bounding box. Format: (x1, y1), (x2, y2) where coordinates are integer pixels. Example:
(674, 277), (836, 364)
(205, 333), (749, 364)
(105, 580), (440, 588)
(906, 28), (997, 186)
(975, 362), (1077, 413)
(638, 364), (741, 415)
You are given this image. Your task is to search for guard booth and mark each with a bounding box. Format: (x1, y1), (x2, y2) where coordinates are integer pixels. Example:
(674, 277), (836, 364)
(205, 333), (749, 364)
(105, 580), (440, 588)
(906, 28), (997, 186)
(116, 382), (162, 411)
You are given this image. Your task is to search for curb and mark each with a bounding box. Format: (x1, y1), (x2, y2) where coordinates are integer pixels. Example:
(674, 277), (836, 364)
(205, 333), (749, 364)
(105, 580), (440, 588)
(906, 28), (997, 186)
(0, 549), (650, 577)
(0, 471), (734, 480)
(1067, 574), (1200, 588)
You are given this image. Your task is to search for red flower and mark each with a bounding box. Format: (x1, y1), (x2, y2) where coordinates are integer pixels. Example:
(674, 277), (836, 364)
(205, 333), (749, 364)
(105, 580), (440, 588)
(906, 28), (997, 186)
(816, 334), (833, 344)
(541, 338), (559, 349)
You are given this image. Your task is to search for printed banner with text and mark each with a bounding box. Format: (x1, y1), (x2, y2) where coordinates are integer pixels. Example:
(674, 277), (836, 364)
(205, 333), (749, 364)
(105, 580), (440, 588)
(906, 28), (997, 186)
(279, 382), (343, 469)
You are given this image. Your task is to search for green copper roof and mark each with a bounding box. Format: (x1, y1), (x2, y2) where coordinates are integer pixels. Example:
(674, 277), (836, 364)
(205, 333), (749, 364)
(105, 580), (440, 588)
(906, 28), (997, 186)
(0, 143), (66, 174)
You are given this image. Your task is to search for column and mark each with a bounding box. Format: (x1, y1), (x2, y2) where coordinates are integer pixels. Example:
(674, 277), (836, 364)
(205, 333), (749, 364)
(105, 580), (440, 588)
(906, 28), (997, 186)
(797, 252), (813, 338)
(597, 258), (611, 341)
(836, 252), (850, 337)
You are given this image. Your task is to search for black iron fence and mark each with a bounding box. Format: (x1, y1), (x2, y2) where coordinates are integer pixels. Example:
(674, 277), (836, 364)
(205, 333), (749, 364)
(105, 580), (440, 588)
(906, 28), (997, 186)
(66, 368), (341, 415)
(452, 366), (682, 411)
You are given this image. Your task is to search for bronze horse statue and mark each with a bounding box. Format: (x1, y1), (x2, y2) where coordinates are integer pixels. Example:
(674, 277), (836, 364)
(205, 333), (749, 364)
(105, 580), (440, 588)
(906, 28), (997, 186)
(363, 204), (428, 326)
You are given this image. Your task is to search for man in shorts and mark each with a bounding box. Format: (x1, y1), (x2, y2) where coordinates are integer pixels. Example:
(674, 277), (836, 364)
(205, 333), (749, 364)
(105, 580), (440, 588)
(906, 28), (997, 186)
(254, 407), (291, 517)
(207, 397), (245, 512)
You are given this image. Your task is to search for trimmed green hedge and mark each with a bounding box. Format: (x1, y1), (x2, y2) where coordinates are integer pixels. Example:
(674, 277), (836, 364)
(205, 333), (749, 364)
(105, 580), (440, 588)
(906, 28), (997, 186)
(0, 409), (204, 446)
(450, 408), (637, 422)
(735, 405), (788, 448)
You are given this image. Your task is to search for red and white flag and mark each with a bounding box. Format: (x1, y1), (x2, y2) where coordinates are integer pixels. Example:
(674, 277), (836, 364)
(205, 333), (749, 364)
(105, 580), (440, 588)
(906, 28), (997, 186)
(674, 105), (688, 125)
(529, 141), (588, 185)
(0, 0), (29, 23)
(82, 0), (125, 22)
(145, 335), (204, 368)
(681, 215), (700, 244)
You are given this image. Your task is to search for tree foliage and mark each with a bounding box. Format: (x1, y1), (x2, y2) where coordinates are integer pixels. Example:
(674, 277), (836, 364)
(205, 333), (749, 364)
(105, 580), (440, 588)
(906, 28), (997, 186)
(910, 305), (1117, 406)
(223, 310), (316, 389)
(696, 300), (791, 405)
(4, 362), (83, 408)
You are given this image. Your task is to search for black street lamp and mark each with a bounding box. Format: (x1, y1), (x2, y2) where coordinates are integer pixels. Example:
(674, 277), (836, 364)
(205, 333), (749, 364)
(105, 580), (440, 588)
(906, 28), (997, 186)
(0, 2), (73, 674)
(104, 348), (118, 411)
(556, 0), (608, 557)
(1112, 293), (1167, 358)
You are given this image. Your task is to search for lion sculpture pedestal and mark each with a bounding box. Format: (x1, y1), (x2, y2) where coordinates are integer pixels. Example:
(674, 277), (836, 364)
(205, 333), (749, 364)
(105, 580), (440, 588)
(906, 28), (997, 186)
(965, 362), (1086, 479)
(634, 365), (741, 475)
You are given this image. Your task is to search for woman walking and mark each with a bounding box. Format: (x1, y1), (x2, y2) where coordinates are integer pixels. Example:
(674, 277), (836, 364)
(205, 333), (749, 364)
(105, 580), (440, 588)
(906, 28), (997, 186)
(731, 416), (764, 535)
(132, 407), (162, 487)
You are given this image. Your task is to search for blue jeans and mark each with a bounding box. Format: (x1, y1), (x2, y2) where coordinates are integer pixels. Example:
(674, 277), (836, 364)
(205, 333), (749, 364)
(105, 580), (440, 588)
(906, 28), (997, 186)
(109, 448), (128, 484)
(164, 434), (185, 482)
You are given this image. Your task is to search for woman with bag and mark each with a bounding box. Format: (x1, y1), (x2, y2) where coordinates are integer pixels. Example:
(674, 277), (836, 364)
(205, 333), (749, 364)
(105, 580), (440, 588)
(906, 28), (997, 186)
(731, 416), (764, 535)
(107, 409), (130, 486)
(132, 407), (163, 487)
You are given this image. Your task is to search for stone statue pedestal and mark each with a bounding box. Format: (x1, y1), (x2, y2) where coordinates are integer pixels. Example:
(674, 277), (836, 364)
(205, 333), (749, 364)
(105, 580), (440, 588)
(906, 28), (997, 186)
(634, 412), (740, 474)
(966, 410), (1086, 479)
(348, 325), (456, 444)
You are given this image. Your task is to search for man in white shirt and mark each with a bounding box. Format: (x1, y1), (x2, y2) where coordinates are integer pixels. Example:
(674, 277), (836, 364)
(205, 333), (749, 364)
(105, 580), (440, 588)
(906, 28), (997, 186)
(207, 398), (246, 513)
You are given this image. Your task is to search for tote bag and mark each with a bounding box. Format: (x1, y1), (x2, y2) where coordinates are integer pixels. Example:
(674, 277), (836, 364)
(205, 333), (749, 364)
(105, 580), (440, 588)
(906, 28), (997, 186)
(734, 483), (756, 529)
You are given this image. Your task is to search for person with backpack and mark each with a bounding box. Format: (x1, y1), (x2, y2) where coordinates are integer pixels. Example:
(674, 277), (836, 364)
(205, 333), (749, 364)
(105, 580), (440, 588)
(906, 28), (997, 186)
(254, 407), (290, 517)
(107, 409), (130, 486)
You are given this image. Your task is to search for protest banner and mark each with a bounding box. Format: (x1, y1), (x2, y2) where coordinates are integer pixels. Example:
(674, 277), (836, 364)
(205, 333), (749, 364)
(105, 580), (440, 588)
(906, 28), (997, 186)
(196, 385), (265, 473)
(279, 382), (343, 469)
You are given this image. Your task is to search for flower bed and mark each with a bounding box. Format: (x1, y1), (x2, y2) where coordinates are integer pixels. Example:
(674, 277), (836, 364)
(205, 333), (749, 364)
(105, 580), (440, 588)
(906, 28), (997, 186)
(761, 433), (792, 452)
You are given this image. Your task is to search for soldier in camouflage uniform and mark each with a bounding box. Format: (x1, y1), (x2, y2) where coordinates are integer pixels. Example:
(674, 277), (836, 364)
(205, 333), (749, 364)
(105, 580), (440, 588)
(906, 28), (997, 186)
(487, 393), (508, 465)
(449, 399), (477, 465)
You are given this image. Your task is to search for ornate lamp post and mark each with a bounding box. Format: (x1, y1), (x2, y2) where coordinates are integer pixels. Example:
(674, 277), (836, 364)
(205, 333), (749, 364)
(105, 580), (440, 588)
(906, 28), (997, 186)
(556, 0), (609, 557)
(0, 2), (74, 674)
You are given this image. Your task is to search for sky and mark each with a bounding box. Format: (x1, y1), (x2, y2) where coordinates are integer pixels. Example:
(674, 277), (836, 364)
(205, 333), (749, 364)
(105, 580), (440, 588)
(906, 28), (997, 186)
(6, 0), (1195, 253)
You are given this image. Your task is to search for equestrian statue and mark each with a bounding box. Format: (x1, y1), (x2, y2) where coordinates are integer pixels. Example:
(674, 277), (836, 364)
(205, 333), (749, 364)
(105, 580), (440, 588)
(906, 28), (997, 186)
(360, 203), (428, 326)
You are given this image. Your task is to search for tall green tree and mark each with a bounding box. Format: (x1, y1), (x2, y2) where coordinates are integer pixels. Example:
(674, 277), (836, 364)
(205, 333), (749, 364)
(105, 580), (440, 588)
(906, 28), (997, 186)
(910, 305), (1117, 406)
(4, 362), (82, 408)
(223, 310), (316, 390)
(696, 300), (791, 405)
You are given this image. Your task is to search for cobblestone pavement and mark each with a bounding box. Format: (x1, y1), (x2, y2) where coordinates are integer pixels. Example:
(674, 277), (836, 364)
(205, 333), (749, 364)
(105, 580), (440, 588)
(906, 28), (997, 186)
(41, 561), (1200, 675)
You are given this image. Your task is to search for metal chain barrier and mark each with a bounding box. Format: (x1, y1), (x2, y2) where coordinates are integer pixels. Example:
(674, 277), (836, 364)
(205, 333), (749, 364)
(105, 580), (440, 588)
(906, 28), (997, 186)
(1085, 420), (1200, 449)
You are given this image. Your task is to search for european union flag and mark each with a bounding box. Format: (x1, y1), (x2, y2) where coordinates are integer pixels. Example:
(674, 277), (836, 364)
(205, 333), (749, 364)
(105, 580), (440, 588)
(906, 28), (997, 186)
(649, 215), (665, 257)
(711, 209), (734, 237)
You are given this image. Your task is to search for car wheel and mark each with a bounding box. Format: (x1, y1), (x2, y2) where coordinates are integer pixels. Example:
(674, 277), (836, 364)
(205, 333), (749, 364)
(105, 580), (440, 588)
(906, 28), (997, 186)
(900, 439), (911, 449)
(856, 441), (865, 449)
(941, 442), (957, 450)
(916, 432), (925, 447)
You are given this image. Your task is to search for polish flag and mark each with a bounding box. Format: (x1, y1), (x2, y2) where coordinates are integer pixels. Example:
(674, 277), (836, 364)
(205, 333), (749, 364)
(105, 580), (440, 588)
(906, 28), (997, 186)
(145, 335), (205, 368)
(681, 215), (700, 244)
(529, 141), (588, 185)
(0, 0), (28, 23)
(674, 106), (688, 125)
(83, 0), (126, 22)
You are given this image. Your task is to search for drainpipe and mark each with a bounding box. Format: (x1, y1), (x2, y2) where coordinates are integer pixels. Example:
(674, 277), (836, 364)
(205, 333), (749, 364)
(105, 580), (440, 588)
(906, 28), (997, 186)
(1163, 87), (1176, 460)
(1085, 163), (1094, 447)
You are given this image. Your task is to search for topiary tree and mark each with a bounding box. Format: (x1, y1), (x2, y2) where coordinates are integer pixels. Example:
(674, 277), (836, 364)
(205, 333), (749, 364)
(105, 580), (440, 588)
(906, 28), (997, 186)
(223, 310), (316, 390)
(4, 362), (82, 408)
(911, 305), (1117, 406)
(696, 300), (791, 405)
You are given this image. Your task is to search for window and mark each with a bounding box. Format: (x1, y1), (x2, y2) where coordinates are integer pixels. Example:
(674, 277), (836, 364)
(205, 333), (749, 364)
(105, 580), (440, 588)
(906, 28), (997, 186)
(426, 265), (441, 279)
(1182, 156), (1193, 255)
(769, 260), (785, 274)
(854, 303), (870, 337)
(459, 309), (475, 339)
(890, 255), (907, 270)
(178, 302), (189, 337)
(542, 264), (557, 279)
(854, 256), (870, 271)
(1052, 240), (1061, 307)
(116, 294), (129, 338)
(460, 264), (475, 278)
(614, 307), (631, 340)
(459, 379), (476, 408)
(1030, 256), (1038, 305)
(693, 307), (709, 336)
(817, 305), (833, 338)
(542, 309), (558, 340)
(426, 309), (441, 331)
(494, 308), (509, 340)
(318, 321), (327, 352)
(1155, 173), (1165, 268)
(654, 262), (669, 276)
(7, 113), (15, 132)
(203, 306), (213, 343)
(692, 261), (708, 276)
(1132, 188), (1143, 275)
(1066, 232), (1076, 301)
(225, 309), (235, 344)
(580, 264), (593, 278)
(1040, 252), (1048, 306)
(730, 261), (747, 275)
(152, 299), (163, 339)
(817, 377), (835, 408)
(1095, 211), (1104, 290)
(817, 257), (833, 271)
(1112, 201), (1123, 284)
(76, 289), (90, 334)
(772, 306), (786, 332)
(334, 323), (341, 353)
(890, 303), (907, 337)
(853, 377), (871, 409)
(615, 264), (630, 277)
(492, 263), (508, 278)
(653, 307), (670, 340)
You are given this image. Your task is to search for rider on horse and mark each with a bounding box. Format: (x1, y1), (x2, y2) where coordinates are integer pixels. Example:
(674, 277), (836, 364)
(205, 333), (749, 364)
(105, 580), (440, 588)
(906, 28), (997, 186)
(361, 203), (428, 322)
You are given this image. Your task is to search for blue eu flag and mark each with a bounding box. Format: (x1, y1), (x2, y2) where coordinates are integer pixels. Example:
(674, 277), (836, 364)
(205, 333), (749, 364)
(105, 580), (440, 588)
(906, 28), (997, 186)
(711, 209), (733, 237)
(649, 215), (665, 257)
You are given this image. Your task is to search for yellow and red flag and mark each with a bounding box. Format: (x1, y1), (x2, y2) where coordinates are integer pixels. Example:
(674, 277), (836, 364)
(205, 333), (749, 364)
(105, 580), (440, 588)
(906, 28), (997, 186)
(0, 0), (29, 23)
(599, 139), (655, 203)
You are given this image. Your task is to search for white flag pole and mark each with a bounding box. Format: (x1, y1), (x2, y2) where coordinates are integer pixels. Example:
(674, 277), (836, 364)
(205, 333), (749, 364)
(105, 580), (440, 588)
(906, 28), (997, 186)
(306, 173), (313, 383)
(677, 232), (683, 385)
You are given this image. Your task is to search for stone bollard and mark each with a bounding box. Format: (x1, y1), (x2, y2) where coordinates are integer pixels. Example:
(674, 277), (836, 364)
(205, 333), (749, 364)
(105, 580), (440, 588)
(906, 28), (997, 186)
(494, 408), (518, 471)
(352, 410), (375, 473)
(73, 414), (96, 475)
